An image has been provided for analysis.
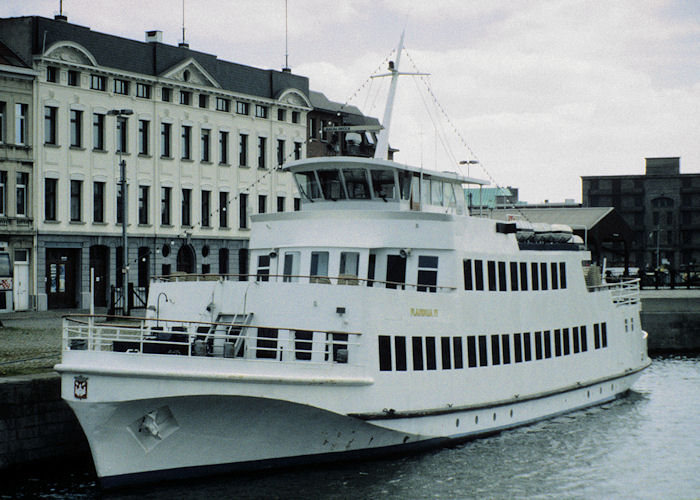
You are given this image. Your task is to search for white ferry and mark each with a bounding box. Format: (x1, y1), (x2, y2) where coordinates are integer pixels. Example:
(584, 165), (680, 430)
(56, 42), (650, 488)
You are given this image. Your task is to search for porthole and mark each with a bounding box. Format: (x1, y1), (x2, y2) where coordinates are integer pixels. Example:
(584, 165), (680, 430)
(493, 412), (496, 421)
(161, 244), (170, 257)
(202, 245), (210, 257)
(475, 415), (479, 424)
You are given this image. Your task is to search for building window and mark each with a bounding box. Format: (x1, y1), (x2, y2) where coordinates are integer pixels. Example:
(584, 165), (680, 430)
(15, 103), (27, 145)
(136, 83), (151, 99)
(277, 139), (285, 166)
(162, 87), (172, 102)
(292, 111), (300, 124)
(219, 191), (228, 228)
(277, 196), (285, 212)
(219, 248), (229, 274)
(181, 125), (191, 159)
(93, 181), (105, 223)
(90, 74), (106, 91)
(0, 171), (5, 215)
(255, 105), (268, 119)
(116, 117), (128, 153)
(0, 102), (5, 143)
(161, 123), (171, 157)
(161, 186), (171, 225)
(201, 129), (210, 162)
(239, 133), (248, 166)
(44, 106), (57, 145)
(201, 190), (211, 227)
(181, 188), (191, 226)
(93, 113), (104, 150)
(258, 194), (266, 214)
(216, 97), (230, 112)
(180, 91), (191, 105)
(236, 101), (249, 115)
(199, 94), (209, 108)
(277, 109), (286, 121)
(219, 131), (229, 164)
(138, 185), (149, 224)
(70, 180), (82, 221)
(258, 137), (266, 168)
(114, 79), (129, 95)
(239, 193), (248, 229)
(47, 66), (58, 82)
(138, 120), (149, 155)
(294, 141), (302, 160)
(417, 256), (438, 292)
(70, 109), (83, 148)
(16, 172), (28, 217)
(45, 178), (57, 221)
(68, 70), (79, 86)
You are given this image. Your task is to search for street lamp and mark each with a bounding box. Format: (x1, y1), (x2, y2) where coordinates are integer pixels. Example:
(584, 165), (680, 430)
(108, 109), (133, 314)
(459, 159), (479, 177)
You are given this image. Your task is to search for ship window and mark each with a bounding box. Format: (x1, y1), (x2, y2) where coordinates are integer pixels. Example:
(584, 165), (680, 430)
(491, 335), (500, 365)
(554, 329), (562, 356)
(426, 337), (437, 370)
(548, 263), (557, 290)
(422, 178), (431, 204)
(559, 262), (567, 289)
(531, 263), (539, 290)
(327, 333), (349, 363)
(310, 251), (329, 282)
(534, 331), (543, 360)
(523, 332), (532, 361)
(342, 169), (371, 199)
(467, 336), (477, 367)
(453, 337), (464, 369)
(431, 180), (443, 206)
(283, 252), (300, 282)
(474, 260), (484, 290)
(412, 336), (424, 370)
(540, 263), (548, 290)
(256, 328), (278, 359)
(572, 326), (580, 353)
(501, 334), (511, 364)
(441, 337), (451, 369)
(367, 253), (376, 287)
(417, 256), (438, 292)
(601, 323), (607, 347)
(386, 255), (406, 290)
(463, 259), (473, 290)
(294, 331), (313, 360)
(257, 255), (270, 281)
(339, 252), (360, 278)
(594, 323), (601, 349)
(444, 183), (457, 207)
(478, 335), (488, 366)
(520, 262), (528, 290)
(487, 261), (497, 291)
(317, 169), (346, 200)
(544, 331), (552, 358)
(514, 333), (523, 362)
(580, 326), (588, 352)
(294, 171), (323, 200)
(395, 336), (407, 371)
(563, 328), (571, 355)
(371, 170), (397, 200)
(498, 261), (507, 291)
(378, 335), (392, 371)
(399, 170), (412, 200)
(510, 262), (519, 291)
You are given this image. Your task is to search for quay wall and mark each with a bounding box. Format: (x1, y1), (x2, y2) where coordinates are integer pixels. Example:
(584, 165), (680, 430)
(0, 373), (89, 471)
(640, 292), (700, 352)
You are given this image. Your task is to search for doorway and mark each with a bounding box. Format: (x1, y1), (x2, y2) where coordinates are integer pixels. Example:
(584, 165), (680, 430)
(176, 244), (196, 273)
(386, 254), (406, 289)
(46, 248), (80, 309)
(13, 249), (30, 311)
(89, 245), (109, 307)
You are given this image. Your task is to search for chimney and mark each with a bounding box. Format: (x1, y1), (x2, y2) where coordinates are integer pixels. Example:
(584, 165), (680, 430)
(145, 30), (163, 43)
(178, 42), (190, 48)
(54, 14), (68, 21)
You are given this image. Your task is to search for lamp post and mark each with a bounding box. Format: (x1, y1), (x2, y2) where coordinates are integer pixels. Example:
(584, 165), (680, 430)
(108, 109), (133, 314)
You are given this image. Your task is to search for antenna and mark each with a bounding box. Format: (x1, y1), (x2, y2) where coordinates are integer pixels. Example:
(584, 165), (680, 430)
(283, 0), (291, 72)
(179, 0), (189, 48)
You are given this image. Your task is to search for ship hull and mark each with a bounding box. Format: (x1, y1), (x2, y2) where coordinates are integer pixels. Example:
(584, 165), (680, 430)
(66, 368), (644, 489)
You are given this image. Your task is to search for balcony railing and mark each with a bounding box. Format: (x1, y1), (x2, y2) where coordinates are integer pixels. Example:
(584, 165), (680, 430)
(588, 279), (640, 306)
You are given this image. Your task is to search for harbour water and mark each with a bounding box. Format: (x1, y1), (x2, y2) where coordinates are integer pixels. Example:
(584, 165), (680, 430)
(3, 354), (699, 499)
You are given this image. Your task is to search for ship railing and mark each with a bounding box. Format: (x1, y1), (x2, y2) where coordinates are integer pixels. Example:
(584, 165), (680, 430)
(587, 278), (640, 306)
(61, 315), (363, 365)
(151, 273), (456, 293)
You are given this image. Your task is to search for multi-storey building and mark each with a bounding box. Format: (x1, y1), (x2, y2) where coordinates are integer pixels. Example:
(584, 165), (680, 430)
(0, 15), (312, 310)
(0, 40), (35, 312)
(582, 157), (700, 270)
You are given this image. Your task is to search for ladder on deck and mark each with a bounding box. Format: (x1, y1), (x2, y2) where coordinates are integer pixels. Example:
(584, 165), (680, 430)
(210, 313), (254, 357)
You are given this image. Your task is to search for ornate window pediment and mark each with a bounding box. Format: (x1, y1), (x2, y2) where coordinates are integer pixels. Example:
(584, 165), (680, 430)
(160, 58), (220, 88)
(44, 41), (97, 66)
(277, 88), (311, 108)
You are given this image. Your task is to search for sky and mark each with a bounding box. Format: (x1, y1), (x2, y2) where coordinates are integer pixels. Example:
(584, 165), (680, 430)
(2, 0), (699, 203)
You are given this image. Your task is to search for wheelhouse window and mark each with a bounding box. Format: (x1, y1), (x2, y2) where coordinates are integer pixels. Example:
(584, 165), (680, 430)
(294, 171), (322, 201)
(343, 168), (370, 199)
(417, 256), (438, 292)
(318, 169), (346, 200)
(371, 170), (396, 200)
